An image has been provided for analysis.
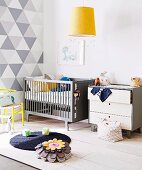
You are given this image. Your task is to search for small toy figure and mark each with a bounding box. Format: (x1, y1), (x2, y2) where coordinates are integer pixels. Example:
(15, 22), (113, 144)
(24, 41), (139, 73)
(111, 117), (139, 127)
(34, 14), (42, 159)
(74, 89), (80, 100)
(22, 129), (31, 137)
(94, 78), (100, 86)
(42, 127), (49, 135)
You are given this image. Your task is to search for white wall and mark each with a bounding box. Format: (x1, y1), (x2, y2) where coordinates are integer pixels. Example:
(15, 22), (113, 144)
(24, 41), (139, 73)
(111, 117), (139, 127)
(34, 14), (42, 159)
(44, 0), (142, 85)
(43, 0), (57, 75)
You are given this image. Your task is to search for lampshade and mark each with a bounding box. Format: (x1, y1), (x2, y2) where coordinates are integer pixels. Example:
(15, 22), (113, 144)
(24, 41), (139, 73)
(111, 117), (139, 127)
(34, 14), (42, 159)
(69, 7), (96, 36)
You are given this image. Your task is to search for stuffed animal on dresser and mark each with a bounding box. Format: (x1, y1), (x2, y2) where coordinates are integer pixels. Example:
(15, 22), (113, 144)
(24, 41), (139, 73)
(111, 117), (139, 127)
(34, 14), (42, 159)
(99, 71), (110, 86)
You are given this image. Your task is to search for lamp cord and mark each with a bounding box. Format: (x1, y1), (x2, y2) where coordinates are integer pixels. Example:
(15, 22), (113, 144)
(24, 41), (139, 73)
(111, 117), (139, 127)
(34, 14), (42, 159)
(83, 0), (85, 6)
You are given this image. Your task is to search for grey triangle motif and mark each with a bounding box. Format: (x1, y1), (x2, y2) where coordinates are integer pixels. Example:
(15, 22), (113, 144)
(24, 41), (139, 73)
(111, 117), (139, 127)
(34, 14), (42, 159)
(9, 64), (22, 76)
(24, 52), (36, 63)
(1, 21), (14, 34)
(1, 36), (15, 50)
(16, 11), (29, 24)
(24, 37), (36, 49)
(11, 79), (23, 91)
(17, 23), (29, 35)
(18, 0), (28, 9)
(0, 53), (7, 64)
(32, 65), (42, 76)
(0, 5), (7, 17)
(0, 0), (7, 7)
(4, 0), (12, 6)
(16, 77), (23, 89)
(0, 64), (7, 76)
(24, 0), (35, 11)
(38, 52), (43, 63)
(9, 36), (22, 48)
(16, 50), (29, 62)
(9, 7), (22, 21)
(24, 26), (36, 37)
(1, 78), (15, 89)
(0, 23), (7, 35)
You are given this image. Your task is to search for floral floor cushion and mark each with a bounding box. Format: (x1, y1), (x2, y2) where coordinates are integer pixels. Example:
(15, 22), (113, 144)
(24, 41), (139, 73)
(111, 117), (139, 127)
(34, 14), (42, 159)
(35, 138), (71, 163)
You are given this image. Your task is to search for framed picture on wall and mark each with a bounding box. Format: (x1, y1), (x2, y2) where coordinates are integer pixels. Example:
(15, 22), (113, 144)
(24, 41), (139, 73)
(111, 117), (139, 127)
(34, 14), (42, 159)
(58, 39), (85, 65)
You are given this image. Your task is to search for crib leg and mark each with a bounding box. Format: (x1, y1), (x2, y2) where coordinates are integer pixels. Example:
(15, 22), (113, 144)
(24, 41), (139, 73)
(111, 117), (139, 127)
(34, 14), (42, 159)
(65, 121), (69, 131)
(26, 113), (29, 122)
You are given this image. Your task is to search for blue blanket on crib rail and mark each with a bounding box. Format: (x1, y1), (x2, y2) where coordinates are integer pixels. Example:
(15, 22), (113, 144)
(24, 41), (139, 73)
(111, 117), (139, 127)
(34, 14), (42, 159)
(91, 87), (112, 102)
(52, 76), (71, 92)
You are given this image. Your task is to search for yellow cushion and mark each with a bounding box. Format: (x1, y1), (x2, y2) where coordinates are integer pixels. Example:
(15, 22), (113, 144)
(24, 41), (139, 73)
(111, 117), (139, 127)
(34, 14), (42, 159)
(32, 81), (57, 92)
(41, 82), (57, 92)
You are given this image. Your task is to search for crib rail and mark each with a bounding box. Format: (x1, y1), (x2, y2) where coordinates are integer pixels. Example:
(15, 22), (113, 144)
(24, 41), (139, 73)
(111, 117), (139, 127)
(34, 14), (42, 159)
(24, 77), (73, 121)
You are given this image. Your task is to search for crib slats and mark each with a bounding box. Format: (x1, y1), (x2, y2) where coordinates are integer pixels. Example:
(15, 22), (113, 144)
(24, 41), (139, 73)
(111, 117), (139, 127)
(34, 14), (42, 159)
(24, 78), (72, 123)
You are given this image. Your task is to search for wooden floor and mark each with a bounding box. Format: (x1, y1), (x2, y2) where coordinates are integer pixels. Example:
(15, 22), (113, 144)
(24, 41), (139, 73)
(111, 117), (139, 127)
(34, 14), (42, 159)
(0, 155), (38, 170)
(0, 116), (142, 170)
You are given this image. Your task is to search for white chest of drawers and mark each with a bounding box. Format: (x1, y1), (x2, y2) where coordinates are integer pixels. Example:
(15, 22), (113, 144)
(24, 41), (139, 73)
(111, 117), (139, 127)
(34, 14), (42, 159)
(88, 85), (142, 131)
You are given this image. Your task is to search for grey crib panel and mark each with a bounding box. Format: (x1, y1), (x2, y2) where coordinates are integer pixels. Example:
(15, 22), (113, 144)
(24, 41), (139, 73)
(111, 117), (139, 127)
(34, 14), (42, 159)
(72, 79), (90, 122)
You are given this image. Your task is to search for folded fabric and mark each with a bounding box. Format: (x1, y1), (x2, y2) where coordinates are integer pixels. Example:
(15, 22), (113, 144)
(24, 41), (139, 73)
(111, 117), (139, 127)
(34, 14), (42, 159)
(60, 76), (71, 81)
(52, 76), (71, 92)
(91, 87), (112, 102)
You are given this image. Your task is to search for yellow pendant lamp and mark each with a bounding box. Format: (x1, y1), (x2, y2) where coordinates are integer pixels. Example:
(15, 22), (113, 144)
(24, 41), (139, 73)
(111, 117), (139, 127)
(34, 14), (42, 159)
(69, 1), (96, 37)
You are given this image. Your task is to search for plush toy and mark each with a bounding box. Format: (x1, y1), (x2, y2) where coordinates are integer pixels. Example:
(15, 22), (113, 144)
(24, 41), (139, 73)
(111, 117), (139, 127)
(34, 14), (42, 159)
(74, 89), (80, 97)
(131, 77), (141, 87)
(42, 127), (49, 135)
(22, 129), (31, 137)
(94, 78), (100, 86)
(99, 71), (110, 86)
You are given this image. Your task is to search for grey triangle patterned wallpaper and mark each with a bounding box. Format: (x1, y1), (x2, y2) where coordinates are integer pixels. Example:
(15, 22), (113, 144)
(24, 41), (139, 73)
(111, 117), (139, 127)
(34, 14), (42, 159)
(0, 0), (43, 91)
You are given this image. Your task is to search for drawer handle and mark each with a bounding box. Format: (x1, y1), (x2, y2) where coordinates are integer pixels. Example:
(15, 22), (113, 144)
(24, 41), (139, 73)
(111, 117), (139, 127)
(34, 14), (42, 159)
(108, 116), (110, 118)
(109, 103), (111, 105)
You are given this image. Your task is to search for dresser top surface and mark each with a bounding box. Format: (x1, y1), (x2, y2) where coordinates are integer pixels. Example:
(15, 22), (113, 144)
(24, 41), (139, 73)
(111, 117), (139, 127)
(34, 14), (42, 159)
(88, 84), (138, 90)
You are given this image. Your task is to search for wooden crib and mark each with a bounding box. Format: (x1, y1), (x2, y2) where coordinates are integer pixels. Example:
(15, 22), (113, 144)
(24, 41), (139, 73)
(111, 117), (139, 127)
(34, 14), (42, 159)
(24, 77), (91, 130)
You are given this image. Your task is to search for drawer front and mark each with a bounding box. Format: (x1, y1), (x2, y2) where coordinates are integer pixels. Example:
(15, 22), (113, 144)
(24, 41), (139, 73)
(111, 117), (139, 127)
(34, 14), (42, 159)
(89, 101), (132, 117)
(89, 112), (132, 130)
(88, 87), (131, 104)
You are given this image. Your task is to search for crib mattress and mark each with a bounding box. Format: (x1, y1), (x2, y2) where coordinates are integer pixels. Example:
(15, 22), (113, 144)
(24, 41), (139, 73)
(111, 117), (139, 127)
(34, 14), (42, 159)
(25, 91), (71, 105)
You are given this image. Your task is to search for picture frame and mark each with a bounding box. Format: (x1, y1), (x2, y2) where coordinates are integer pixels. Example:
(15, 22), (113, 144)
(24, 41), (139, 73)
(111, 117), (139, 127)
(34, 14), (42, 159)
(58, 39), (85, 65)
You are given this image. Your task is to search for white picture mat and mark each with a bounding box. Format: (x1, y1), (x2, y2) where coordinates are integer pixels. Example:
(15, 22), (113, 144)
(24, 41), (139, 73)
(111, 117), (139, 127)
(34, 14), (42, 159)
(58, 39), (85, 65)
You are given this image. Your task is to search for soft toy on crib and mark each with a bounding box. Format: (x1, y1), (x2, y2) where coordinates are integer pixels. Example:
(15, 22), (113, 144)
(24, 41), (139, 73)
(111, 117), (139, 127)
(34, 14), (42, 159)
(56, 76), (71, 92)
(51, 76), (71, 92)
